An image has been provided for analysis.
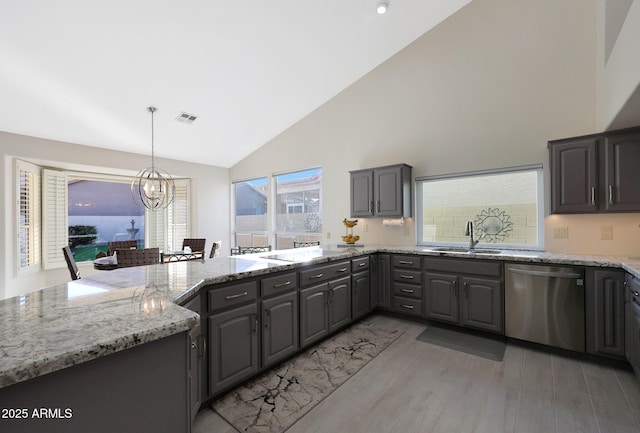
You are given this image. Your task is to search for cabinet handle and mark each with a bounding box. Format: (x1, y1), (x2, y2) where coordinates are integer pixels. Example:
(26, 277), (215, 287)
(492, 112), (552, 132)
(310, 273), (324, 279)
(400, 288), (414, 294)
(591, 186), (596, 205)
(376, 200), (380, 212)
(337, 267), (348, 273)
(264, 310), (270, 328)
(633, 291), (640, 297)
(464, 282), (468, 298)
(252, 313), (257, 332)
(326, 290), (333, 306)
(359, 262), (366, 267)
(609, 185), (613, 205)
(197, 335), (206, 357)
(401, 304), (415, 310)
(225, 291), (248, 300)
(273, 281), (291, 288)
(400, 275), (414, 280)
(369, 201), (373, 213)
(191, 341), (197, 350)
(453, 280), (458, 298)
(398, 260), (413, 265)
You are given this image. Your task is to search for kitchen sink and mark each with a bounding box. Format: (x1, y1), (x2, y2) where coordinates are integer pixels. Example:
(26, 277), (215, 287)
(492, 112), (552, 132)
(428, 247), (502, 255)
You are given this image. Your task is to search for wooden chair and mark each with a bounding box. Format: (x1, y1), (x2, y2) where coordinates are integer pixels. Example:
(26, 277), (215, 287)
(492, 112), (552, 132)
(182, 238), (206, 253)
(62, 246), (81, 280)
(234, 245), (272, 255)
(293, 240), (320, 248)
(107, 240), (138, 256)
(209, 240), (222, 258)
(116, 248), (160, 268)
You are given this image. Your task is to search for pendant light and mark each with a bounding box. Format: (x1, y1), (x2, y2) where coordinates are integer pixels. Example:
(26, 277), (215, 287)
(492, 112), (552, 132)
(131, 107), (175, 211)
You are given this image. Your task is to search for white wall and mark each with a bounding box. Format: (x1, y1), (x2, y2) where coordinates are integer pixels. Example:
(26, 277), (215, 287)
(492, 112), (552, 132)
(1, 131), (230, 299)
(231, 0), (640, 255)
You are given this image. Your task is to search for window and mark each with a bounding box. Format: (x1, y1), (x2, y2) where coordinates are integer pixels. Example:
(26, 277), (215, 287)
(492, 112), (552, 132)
(15, 160), (191, 268)
(233, 177), (268, 247)
(17, 160), (41, 273)
(274, 168), (322, 249)
(416, 165), (543, 249)
(67, 176), (145, 262)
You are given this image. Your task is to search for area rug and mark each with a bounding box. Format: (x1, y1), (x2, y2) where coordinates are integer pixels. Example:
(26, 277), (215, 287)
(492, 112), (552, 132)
(415, 324), (506, 361)
(212, 321), (402, 433)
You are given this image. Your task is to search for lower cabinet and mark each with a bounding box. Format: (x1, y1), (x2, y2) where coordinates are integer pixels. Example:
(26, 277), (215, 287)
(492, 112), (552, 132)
(184, 296), (203, 422)
(586, 268), (626, 359)
(300, 276), (352, 348)
(423, 258), (503, 334)
(352, 270), (371, 320)
(209, 303), (259, 395)
(376, 254), (392, 309)
(261, 291), (299, 368)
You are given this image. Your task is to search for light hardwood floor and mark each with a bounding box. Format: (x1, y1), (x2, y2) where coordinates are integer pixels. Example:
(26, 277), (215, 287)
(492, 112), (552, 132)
(194, 315), (640, 433)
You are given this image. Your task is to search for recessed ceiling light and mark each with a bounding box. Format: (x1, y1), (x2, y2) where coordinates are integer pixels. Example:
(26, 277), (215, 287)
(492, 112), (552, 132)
(175, 112), (198, 124)
(376, 0), (389, 15)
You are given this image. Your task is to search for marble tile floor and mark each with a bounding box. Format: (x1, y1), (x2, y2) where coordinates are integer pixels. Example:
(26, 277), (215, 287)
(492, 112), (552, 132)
(194, 315), (640, 433)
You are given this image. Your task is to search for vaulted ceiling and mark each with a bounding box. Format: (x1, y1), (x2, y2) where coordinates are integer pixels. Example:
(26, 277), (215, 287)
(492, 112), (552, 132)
(0, 0), (471, 167)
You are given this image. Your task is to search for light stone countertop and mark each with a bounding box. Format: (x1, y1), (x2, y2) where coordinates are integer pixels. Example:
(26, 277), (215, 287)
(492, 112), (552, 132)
(2, 245), (640, 390)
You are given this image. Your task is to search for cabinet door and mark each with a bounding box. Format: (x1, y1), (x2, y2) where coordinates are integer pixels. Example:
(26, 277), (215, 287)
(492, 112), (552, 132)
(300, 284), (329, 347)
(209, 303), (258, 395)
(374, 165), (403, 217)
(376, 254), (392, 309)
(586, 269), (626, 359)
(262, 291), (299, 368)
(549, 138), (598, 213)
(424, 272), (459, 324)
(184, 296), (203, 420)
(633, 298), (640, 374)
(461, 276), (503, 334)
(350, 170), (374, 217)
(625, 275), (634, 365)
(352, 270), (371, 320)
(604, 131), (640, 212)
(329, 276), (352, 333)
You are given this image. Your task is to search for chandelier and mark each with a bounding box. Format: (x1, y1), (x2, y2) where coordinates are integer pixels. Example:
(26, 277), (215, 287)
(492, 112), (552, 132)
(131, 107), (175, 211)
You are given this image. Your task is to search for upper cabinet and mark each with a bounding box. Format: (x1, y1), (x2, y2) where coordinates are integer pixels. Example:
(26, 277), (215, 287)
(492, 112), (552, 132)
(549, 126), (640, 214)
(350, 164), (412, 218)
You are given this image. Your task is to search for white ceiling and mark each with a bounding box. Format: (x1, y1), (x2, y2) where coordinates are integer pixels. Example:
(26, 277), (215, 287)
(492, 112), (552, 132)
(0, 0), (471, 168)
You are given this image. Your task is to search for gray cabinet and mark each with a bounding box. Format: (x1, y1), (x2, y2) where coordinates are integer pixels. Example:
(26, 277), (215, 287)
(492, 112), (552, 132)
(392, 255), (423, 317)
(208, 280), (259, 395)
(586, 269), (626, 359)
(352, 257), (371, 320)
(350, 164), (412, 218)
(184, 296), (203, 421)
(629, 275), (640, 375)
(374, 254), (392, 309)
(549, 126), (640, 214)
(299, 260), (352, 348)
(423, 257), (503, 334)
(549, 137), (598, 213)
(261, 291), (299, 368)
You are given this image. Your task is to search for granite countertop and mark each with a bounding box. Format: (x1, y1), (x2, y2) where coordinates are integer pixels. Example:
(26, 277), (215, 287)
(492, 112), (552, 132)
(2, 245), (640, 390)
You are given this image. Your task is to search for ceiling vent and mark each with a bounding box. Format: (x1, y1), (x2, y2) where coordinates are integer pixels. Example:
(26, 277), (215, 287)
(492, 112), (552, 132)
(175, 112), (198, 124)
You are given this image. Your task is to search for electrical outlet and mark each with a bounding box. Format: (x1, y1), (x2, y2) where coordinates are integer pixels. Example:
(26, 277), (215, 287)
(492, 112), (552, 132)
(363, 224), (368, 233)
(553, 227), (569, 238)
(600, 226), (613, 240)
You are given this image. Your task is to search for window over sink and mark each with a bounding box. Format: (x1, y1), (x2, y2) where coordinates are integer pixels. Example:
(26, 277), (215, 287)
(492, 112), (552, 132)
(416, 165), (543, 249)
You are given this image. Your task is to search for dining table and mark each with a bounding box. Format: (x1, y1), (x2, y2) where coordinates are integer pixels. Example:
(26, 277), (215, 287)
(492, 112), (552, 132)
(93, 255), (118, 270)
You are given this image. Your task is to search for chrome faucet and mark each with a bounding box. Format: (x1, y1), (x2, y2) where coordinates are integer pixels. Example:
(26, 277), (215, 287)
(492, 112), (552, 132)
(464, 220), (483, 249)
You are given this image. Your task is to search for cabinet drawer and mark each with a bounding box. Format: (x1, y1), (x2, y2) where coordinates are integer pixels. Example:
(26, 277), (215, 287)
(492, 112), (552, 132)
(392, 255), (421, 269)
(393, 268), (422, 284)
(423, 257), (502, 277)
(394, 296), (422, 316)
(394, 282), (422, 299)
(208, 281), (258, 312)
(351, 256), (370, 272)
(261, 272), (298, 297)
(300, 261), (350, 286)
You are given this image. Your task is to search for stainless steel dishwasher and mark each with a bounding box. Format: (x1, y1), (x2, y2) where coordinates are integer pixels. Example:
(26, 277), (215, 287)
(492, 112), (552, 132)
(505, 263), (585, 352)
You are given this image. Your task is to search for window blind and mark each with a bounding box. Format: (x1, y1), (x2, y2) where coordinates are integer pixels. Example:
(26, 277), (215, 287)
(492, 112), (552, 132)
(42, 169), (68, 269)
(17, 160), (41, 273)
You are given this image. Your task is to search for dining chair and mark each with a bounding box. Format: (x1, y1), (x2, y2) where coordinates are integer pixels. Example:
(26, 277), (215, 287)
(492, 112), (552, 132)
(236, 245), (272, 255)
(62, 246), (81, 280)
(116, 248), (160, 268)
(293, 240), (320, 248)
(107, 240), (138, 256)
(209, 240), (222, 258)
(182, 238), (206, 253)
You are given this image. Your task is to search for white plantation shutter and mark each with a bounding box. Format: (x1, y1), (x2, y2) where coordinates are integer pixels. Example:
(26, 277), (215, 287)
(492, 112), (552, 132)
(168, 179), (190, 251)
(42, 169), (68, 269)
(145, 178), (190, 251)
(17, 160), (41, 273)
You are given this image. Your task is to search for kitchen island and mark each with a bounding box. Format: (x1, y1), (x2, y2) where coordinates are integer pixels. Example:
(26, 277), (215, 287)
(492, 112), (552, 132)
(1, 246), (640, 432)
